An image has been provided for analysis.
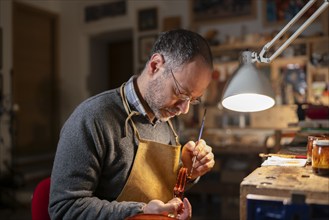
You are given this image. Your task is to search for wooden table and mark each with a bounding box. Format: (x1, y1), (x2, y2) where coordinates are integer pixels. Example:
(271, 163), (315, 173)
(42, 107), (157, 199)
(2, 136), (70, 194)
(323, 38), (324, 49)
(240, 165), (329, 220)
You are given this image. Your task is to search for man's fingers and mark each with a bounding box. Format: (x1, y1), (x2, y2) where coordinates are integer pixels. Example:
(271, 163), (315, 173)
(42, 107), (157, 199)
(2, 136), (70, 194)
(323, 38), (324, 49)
(177, 198), (192, 220)
(160, 198), (182, 213)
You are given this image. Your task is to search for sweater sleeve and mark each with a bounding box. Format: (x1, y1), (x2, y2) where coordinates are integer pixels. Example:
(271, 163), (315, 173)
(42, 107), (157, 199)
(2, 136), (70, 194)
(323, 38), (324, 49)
(49, 104), (144, 220)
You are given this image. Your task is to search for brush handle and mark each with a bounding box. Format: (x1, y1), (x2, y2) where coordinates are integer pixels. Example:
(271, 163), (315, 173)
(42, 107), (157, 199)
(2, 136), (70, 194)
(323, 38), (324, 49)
(189, 108), (207, 178)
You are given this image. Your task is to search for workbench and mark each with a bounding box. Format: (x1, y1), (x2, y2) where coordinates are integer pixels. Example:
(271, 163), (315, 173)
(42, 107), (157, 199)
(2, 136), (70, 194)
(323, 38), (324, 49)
(240, 165), (329, 220)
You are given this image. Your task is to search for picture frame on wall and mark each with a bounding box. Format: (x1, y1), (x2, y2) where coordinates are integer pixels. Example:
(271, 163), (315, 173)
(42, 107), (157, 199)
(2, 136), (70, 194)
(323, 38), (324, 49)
(270, 57), (308, 105)
(279, 63), (307, 105)
(138, 7), (158, 31)
(190, 0), (257, 26)
(162, 16), (181, 31)
(139, 35), (157, 63)
(84, 0), (126, 22)
(263, 0), (318, 26)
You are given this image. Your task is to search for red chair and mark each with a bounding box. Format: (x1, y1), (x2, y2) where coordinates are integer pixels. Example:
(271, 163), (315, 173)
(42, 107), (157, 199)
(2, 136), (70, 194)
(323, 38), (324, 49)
(31, 177), (51, 220)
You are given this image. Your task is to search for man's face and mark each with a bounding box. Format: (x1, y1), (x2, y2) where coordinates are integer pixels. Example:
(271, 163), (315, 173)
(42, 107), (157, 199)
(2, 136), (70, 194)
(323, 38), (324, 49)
(144, 58), (213, 122)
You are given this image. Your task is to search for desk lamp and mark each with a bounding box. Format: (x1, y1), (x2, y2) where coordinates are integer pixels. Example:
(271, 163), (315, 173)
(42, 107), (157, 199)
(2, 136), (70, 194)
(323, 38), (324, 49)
(221, 0), (329, 112)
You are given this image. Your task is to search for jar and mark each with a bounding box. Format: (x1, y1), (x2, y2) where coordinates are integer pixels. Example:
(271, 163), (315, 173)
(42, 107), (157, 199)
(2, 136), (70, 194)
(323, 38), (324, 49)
(307, 135), (328, 164)
(312, 139), (329, 176)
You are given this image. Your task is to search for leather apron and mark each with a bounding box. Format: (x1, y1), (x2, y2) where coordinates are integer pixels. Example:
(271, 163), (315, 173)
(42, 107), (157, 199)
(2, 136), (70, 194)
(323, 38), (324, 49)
(116, 84), (182, 203)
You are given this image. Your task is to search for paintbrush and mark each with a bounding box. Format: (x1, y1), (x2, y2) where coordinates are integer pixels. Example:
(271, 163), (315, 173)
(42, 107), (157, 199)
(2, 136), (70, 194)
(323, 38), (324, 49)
(188, 108), (207, 179)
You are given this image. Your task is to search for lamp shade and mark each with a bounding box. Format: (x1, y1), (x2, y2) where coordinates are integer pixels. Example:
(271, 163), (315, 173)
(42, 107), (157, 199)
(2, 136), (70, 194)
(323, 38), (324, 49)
(221, 51), (275, 112)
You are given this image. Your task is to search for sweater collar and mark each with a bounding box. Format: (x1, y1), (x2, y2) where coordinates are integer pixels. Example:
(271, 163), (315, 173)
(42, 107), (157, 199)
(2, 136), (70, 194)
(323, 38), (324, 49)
(124, 76), (160, 125)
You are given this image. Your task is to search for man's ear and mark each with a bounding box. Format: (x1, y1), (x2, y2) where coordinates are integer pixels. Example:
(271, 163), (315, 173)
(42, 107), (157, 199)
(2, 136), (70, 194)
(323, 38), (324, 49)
(148, 53), (164, 74)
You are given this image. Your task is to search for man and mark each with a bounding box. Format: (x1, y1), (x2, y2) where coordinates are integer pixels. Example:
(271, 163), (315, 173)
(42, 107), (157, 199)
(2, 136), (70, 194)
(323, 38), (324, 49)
(49, 29), (215, 220)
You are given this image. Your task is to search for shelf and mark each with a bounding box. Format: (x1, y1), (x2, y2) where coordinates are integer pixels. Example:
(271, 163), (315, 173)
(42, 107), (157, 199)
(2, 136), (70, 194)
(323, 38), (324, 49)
(211, 36), (328, 54)
(310, 66), (329, 75)
(212, 145), (266, 154)
(270, 55), (308, 64)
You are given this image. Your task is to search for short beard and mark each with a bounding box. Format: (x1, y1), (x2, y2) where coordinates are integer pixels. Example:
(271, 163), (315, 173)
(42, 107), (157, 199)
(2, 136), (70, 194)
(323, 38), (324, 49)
(144, 75), (170, 122)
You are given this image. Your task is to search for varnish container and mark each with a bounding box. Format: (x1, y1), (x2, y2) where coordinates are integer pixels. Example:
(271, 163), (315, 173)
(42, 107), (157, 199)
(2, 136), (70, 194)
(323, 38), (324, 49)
(312, 139), (329, 176)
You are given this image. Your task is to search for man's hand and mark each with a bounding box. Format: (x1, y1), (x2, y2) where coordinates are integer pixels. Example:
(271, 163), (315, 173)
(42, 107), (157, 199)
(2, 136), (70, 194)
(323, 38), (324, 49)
(176, 198), (192, 220)
(143, 198), (191, 219)
(181, 139), (215, 180)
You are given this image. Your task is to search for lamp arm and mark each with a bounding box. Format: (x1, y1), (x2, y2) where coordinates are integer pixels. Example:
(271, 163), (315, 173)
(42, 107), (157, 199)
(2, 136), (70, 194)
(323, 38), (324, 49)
(253, 0), (329, 64)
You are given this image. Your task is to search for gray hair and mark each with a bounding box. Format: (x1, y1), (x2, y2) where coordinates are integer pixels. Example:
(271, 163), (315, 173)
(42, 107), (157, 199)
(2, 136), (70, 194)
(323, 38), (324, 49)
(149, 29), (213, 74)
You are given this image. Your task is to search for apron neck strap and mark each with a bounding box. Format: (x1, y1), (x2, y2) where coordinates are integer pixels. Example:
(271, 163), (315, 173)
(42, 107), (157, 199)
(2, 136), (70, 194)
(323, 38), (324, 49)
(125, 111), (141, 139)
(119, 83), (180, 145)
(120, 83), (141, 138)
(167, 119), (180, 145)
(120, 83), (132, 114)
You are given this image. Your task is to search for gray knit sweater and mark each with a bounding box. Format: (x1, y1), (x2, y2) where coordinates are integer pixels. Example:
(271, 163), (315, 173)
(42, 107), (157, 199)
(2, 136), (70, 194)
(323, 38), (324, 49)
(49, 88), (179, 220)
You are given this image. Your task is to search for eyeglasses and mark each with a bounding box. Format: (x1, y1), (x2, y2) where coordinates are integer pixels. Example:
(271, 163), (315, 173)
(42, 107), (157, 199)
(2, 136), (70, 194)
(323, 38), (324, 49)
(170, 70), (201, 105)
